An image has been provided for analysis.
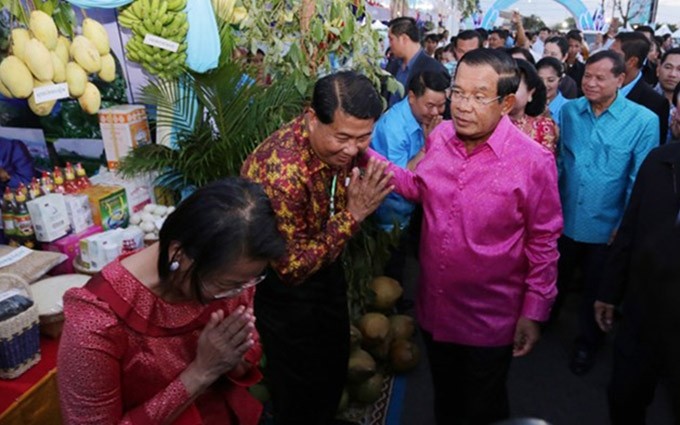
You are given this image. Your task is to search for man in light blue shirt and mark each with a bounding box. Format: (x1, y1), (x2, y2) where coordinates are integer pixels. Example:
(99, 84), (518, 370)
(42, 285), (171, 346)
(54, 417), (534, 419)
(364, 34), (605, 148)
(371, 70), (449, 289)
(555, 50), (659, 376)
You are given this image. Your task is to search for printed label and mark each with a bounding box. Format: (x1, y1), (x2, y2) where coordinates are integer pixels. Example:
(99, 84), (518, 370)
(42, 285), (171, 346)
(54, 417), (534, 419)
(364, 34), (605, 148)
(0, 246), (32, 268)
(143, 34), (179, 53)
(33, 83), (69, 104)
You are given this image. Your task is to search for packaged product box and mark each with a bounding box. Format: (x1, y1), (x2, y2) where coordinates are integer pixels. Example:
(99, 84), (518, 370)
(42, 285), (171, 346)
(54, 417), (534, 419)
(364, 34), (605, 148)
(79, 185), (129, 230)
(79, 227), (143, 271)
(26, 194), (70, 242)
(98, 105), (151, 170)
(64, 194), (94, 234)
(43, 225), (103, 275)
(90, 170), (153, 215)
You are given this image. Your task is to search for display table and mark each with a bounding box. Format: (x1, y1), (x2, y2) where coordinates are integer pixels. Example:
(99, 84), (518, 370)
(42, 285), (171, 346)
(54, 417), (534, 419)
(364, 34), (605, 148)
(0, 338), (62, 425)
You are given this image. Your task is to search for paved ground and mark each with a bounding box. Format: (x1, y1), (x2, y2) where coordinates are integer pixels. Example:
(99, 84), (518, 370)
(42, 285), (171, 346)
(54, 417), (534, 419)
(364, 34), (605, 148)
(398, 255), (674, 425)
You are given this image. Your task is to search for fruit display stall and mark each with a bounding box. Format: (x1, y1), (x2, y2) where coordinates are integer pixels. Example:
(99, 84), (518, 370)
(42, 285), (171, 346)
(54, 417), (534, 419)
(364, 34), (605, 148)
(0, 0), (411, 423)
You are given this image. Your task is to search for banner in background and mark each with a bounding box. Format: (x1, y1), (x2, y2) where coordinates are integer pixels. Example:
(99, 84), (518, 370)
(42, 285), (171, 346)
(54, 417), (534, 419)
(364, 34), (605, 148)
(627, 0), (656, 25)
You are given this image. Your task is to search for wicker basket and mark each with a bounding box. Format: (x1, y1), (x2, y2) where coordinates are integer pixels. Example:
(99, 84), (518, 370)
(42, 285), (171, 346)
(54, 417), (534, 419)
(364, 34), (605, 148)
(0, 276), (41, 379)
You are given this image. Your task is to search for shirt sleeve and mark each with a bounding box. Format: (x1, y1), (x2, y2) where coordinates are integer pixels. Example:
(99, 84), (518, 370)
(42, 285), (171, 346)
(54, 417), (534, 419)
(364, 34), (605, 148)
(364, 148), (423, 203)
(58, 294), (192, 425)
(520, 153), (564, 321)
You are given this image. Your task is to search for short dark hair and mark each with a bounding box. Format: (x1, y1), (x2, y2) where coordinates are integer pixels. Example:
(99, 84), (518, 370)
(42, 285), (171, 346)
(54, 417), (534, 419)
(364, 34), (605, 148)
(158, 178), (286, 303)
(566, 30), (582, 44)
(545, 36), (568, 57)
(455, 30), (483, 49)
(635, 25), (655, 39)
(489, 29), (507, 40)
(312, 71), (383, 124)
(425, 33), (439, 43)
(539, 27), (551, 33)
(536, 56), (564, 77)
(476, 28), (489, 41)
(457, 48), (520, 98)
(661, 47), (680, 65)
(615, 32), (650, 69)
(389, 17), (419, 43)
(515, 59), (547, 117)
(673, 81), (680, 106)
(507, 47), (535, 65)
(586, 50), (626, 76)
(408, 70), (450, 96)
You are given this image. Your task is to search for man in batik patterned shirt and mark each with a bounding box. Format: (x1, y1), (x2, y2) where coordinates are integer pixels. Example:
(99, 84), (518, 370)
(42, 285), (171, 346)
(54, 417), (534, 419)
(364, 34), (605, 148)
(242, 71), (391, 425)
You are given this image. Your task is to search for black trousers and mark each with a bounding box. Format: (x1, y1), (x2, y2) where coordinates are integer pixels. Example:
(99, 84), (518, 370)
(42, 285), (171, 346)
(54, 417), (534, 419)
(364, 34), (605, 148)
(422, 331), (513, 425)
(254, 262), (349, 425)
(608, 331), (680, 425)
(554, 236), (610, 349)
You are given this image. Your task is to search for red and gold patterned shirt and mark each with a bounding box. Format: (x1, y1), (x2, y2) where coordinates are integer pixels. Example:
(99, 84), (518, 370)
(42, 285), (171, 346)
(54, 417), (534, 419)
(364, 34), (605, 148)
(511, 114), (559, 154)
(241, 115), (359, 285)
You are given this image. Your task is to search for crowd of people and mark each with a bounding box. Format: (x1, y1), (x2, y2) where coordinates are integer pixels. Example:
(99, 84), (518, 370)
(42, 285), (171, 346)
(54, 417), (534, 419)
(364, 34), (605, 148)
(54, 12), (680, 425)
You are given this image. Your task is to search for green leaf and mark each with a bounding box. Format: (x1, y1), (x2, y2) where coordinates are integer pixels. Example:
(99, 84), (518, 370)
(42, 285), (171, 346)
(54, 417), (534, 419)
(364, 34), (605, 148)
(311, 19), (324, 43)
(3, 0), (29, 26)
(34, 0), (58, 16)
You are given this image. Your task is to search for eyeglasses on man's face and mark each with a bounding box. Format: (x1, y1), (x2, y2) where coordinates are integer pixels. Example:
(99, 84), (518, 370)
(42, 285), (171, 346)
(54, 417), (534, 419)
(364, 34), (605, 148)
(201, 272), (267, 300)
(446, 88), (503, 107)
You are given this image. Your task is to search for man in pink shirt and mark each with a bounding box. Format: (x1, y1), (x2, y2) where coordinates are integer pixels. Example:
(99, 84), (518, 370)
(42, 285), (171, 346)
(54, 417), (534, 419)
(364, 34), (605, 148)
(369, 49), (563, 424)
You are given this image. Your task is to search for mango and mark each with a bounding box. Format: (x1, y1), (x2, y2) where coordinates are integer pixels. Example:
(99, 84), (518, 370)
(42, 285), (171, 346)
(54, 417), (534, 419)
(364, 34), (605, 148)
(66, 62), (87, 97)
(24, 38), (54, 81)
(0, 56), (34, 98)
(70, 36), (101, 73)
(98, 53), (116, 82)
(29, 10), (58, 50)
(10, 28), (31, 61)
(82, 18), (110, 55)
(51, 52), (66, 83)
(78, 82), (101, 114)
(28, 80), (57, 116)
(0, 79), (13, 98)
(55, 36), (71, 65)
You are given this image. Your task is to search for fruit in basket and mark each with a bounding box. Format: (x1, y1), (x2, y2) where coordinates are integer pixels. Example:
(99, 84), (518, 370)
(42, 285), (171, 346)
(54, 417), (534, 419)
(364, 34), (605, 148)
(29, 10), (58, 50)
(66, 62), (87, 97)
(347, 348), (376, 383)
(389, 314), (415, 340)
(82, 18), (110, 55)
(369, 276), (403, 310)
(0, 56), (33, 98)
(78, 82), (101, 114)
(28, 81), (57, 116)
(357, 312), (390, 347)
(98, 53), (116, 82)
(24, 38), (54, 81)
(389, 339), (420, 373)
(10, 28), (31, 61)
(70, 35), (102, 73)
(51, 52), (66, 83)
(351, 372), (383, 404)
(54, 36), (71, 64)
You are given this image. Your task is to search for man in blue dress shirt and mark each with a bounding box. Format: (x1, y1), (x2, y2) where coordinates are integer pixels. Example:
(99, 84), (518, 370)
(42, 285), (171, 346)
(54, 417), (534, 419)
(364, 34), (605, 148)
(555, 50), (659, 376)
(371, 70), (449, 287)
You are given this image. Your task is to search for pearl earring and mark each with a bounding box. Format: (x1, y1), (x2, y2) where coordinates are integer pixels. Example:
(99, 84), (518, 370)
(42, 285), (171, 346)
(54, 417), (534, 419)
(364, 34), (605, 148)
(169, 261), (180, 272)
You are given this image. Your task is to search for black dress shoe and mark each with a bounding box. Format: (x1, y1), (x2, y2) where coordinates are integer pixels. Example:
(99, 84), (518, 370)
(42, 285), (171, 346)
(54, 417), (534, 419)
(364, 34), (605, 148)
(569, 346), (595, 376)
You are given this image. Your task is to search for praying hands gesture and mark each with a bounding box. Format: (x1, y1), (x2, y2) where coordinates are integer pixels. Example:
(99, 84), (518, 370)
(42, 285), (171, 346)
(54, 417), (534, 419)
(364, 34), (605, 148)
(346, 157), (393, 222)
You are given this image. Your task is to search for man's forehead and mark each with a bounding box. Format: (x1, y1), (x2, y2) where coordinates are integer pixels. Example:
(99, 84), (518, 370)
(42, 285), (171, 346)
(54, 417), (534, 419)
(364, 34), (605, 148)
(585, 60), (616, 75)
(662, 54), (680, 65)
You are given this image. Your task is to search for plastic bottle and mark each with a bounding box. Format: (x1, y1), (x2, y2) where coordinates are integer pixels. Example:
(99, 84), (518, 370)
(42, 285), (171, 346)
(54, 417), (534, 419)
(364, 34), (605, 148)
(40, 171), (54, 194)
(13, 190), (36, 249)
(75, 162), (91, 190)
(2, 187), (18, 246)
(28, 177), (43, 200)
(53, 167), (66, 194)
(64, 162), (79, 194)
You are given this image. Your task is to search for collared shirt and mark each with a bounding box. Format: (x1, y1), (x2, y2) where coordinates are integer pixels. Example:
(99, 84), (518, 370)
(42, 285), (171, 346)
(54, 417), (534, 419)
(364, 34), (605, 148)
(654, 83), (676, 143)
(620, 71), (643, 98)
(389, 49), (425, 107)
(558, 94), (659, 244)
(241, 116), (359, 284)
(370, 97), (423, 230)
(368, 116), (563, 346)
(548, 91), (569, 126)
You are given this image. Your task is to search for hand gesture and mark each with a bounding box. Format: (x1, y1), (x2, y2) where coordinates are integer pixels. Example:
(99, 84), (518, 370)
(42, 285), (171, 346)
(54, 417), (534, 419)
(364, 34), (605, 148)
(346, 157), (393, 222)
(511, 10), (522, 25)
(192, 306), (255, 384)
(594, 301), (615, 332)
(423, 115), (443, 140)
(513, 317), (540, 357)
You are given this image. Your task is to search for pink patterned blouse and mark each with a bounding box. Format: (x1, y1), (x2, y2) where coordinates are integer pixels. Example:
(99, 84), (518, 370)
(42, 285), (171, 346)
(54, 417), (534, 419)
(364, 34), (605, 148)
(511, 115), (559, 154)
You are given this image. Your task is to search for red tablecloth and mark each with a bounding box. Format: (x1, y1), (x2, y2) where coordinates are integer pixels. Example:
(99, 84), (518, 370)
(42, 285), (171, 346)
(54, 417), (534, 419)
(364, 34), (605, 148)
(0, 337), (59, 414)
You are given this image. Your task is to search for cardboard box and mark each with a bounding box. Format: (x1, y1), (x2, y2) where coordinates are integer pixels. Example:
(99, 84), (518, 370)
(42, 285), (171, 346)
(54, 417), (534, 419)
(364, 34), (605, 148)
(26, 194), (70, 242)
(43, 225), (103, 275)
(64, 194), (94, 234)
(79, 185), (129, 230)
(78, 227), (143, 271)
(90, 170), (153, 216)
(98, 105), (151, 170)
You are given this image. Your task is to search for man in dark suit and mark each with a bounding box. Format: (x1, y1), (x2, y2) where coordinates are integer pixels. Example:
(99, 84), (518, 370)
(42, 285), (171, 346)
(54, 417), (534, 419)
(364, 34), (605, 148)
(612, 32), (669, 145)
(385, 17), (449, 108)
(635, 25), (659, 86)
(595, 142), (680, 424)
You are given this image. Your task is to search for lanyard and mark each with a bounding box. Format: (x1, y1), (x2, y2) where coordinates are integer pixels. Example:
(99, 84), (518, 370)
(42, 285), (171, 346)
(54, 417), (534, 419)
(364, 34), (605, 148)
(329, 174), (338, 218)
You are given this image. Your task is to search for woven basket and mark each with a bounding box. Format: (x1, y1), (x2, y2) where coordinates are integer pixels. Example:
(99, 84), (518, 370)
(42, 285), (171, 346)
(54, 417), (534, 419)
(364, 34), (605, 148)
(0, 275), (41, 379)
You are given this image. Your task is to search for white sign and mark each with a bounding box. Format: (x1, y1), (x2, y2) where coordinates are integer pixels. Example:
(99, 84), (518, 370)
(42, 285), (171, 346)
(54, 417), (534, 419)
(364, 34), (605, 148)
(33, 83), (69, 104)
(143, 34), (179, 53)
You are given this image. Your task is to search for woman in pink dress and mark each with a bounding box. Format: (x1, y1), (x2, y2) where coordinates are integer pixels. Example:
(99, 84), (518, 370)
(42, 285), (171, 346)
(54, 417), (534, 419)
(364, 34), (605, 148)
(510, 59), (559, 154)
(58, 178), (286, 425)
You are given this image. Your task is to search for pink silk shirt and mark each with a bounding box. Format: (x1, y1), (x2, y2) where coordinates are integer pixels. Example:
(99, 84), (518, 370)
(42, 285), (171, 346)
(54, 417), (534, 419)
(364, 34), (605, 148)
(371, 116), (563, 346)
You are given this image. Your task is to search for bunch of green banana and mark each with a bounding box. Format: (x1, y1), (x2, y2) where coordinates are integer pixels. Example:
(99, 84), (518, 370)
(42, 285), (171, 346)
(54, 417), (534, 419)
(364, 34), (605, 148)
(118, 0), (188, 79)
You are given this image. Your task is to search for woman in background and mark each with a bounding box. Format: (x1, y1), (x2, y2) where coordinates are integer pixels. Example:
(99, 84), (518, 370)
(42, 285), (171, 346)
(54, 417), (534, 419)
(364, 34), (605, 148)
(537, 56), (569, 126)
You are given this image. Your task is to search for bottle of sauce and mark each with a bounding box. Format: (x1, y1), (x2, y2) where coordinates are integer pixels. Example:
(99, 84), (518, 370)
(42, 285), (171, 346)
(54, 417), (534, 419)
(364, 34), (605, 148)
(40, 171), (54, 194)
(75, 162), (91, 190)
(53, 167), (66, 194)
(2, 187), (18, 246)
(64, 162), (79, 194)
(13, 190), (36, 249)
